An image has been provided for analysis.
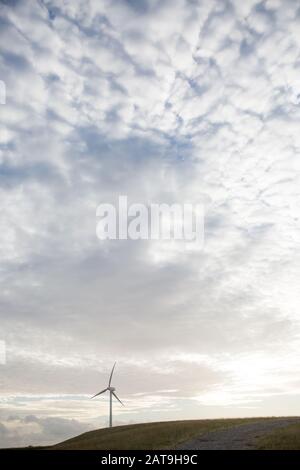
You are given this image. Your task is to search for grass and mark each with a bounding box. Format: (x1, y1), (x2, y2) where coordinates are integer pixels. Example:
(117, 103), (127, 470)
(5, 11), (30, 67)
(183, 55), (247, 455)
(256, 423), (300, 450)
(51, 418), (267, 450)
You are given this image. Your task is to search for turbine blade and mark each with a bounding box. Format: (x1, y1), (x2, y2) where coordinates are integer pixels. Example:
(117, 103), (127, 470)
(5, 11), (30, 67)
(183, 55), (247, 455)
(91, 388), (108, 399)
(112, 391), (124, 406)
(108, 362), (116, 387)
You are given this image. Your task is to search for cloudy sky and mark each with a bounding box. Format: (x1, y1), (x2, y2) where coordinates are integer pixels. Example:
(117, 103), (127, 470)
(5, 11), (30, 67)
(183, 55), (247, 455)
(1, 0), (300, 448)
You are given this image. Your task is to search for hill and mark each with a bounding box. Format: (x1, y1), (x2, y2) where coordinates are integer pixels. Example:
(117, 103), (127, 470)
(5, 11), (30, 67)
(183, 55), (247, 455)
(50, 417), (275, 450)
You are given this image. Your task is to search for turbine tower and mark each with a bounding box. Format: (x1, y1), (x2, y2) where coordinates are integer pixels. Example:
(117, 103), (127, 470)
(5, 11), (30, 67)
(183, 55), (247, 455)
(91, 362), (124, 427)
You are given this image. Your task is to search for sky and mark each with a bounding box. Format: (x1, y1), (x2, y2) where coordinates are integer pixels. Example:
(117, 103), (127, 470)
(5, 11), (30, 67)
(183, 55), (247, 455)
(1, 0), (300, 448)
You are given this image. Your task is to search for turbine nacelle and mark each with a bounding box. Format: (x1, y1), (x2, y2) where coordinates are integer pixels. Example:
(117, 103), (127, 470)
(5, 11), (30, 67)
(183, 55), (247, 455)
(108, 386), (115, 392)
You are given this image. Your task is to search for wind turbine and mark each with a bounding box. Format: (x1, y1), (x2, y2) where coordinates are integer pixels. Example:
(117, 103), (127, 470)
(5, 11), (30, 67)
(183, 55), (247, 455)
(91, 362), (124, 427)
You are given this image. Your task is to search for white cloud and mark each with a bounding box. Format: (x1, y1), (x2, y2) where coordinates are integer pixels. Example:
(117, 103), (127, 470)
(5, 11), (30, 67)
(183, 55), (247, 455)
(0, 0), (300, 447)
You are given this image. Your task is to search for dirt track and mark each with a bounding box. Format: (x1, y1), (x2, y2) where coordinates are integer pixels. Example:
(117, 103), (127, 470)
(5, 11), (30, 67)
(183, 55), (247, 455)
(177, 418), (300, 450)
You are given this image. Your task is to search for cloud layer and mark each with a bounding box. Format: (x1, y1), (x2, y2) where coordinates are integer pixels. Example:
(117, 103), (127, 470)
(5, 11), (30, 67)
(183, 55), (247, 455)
(1, 0), (300, 447)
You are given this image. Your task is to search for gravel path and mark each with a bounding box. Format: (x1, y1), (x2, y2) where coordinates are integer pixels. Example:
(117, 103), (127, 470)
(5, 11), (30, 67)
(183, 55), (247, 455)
(177, 418), (300, 450)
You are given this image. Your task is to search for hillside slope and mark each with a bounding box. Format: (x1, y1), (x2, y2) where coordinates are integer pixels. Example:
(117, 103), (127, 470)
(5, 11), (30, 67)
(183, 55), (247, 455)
(51, 418), (276, 450)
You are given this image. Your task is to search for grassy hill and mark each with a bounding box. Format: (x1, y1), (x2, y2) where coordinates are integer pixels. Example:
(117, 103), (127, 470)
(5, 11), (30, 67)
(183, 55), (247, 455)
(257, 422), (300, 450)
(50, 418), (270, 450)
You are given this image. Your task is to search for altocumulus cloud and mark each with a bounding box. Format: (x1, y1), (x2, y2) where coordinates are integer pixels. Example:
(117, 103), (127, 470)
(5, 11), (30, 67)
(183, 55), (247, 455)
(0, 0), (300, 447)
